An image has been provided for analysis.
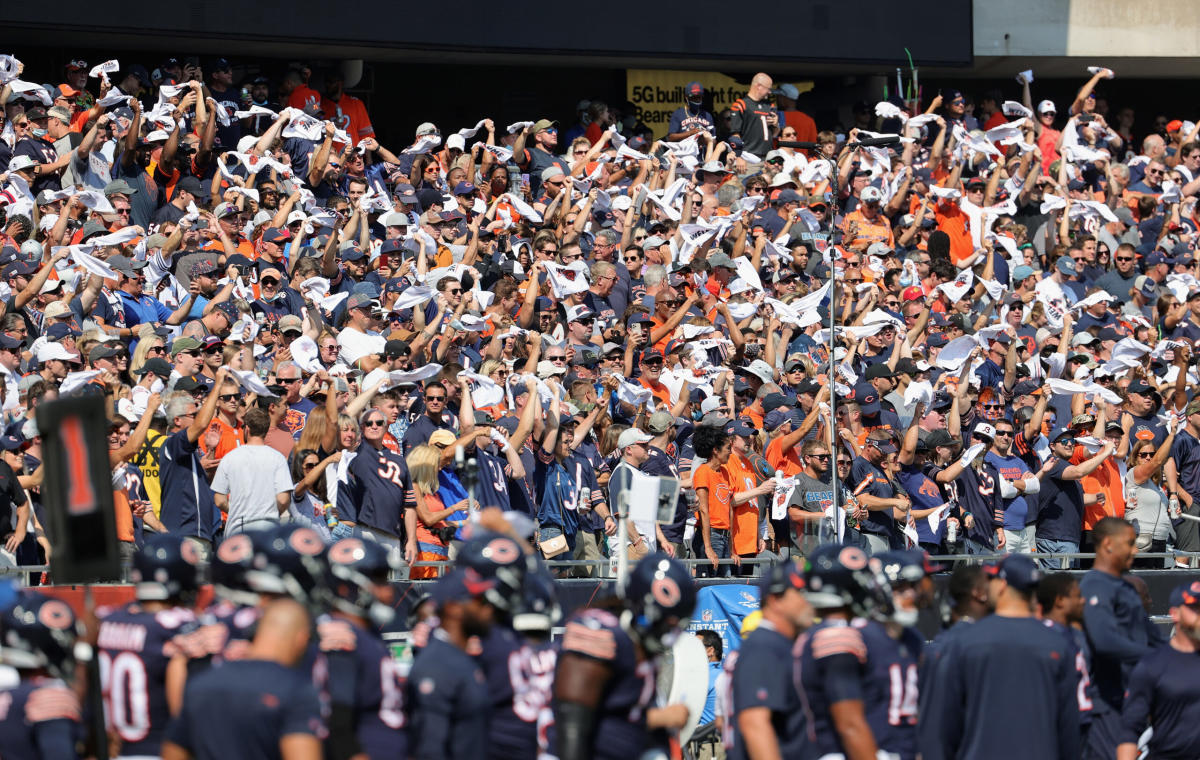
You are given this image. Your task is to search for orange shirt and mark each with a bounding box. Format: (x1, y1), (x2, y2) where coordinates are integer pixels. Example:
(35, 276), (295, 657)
(841, 208), (895, 251)
(694, 461), (732, 530)
(723, 453), (760, 556)
(640, 376), (672, 408)
(1072, 447), (1126, 528)
(320, 93), (374, 145)
(934, 202), (974, 265)
(113, 490), (134, 542)
(744, 410), (765, 434)
(287, 85), (322, 112)
(766, 434), (804, 477)
(202, 417), (245, 461)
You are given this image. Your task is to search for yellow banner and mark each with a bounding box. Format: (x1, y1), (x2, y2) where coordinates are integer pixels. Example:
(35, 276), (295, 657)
(626, 69), (812, 139)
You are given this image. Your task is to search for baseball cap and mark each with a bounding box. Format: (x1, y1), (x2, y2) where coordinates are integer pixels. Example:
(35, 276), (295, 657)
(983, 554), (1042, 591)
(1055, 256), (1077, 276)
(170, 337), (202, 357)
(864, 364), (895, 381)
(262, 227), (291, 244)
(764, 409), (790, 432)
(617, 428), (653, 450)
(36, 342), (79, 363)
(277, 315), (304, 335)
(640, 348), (664, 363)
(707, 252), (737, 270)
(1012, 265), (1034, 281)
(860, 186), (883, 203)
(1146, 251), (1168, 268)
(452, 182), (477, 196)
(531, 119), (557, 133)
(346, 293), (378, 311)
(901, 286), (925, 302)
(1134, 275), (1158, 299)
(107, 255), (146, 278)
(725, 419), (755, 437)
(1169, 580), (1200, 608)
(415, 122), (439, 136)
(850, 383), (880, 416)
(1037, 99), (1056, 115)
(89, 344), (121, 363)
(134, 357), (173, 379)
(973, 423), (996, 441)
(646, 411), (675, 435)
(1011, 379), (1041, 397)
(924, 429), (956, 449)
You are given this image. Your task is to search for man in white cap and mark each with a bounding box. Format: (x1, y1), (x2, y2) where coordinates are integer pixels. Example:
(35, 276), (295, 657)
(608, 427), (666, 558)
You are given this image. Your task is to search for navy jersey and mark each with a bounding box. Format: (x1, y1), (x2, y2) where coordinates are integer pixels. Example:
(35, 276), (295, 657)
(159, 428), (219, 540)
(1080, 569), (1163, 712)
(1042, 619), (1096, 726)
(795, 618), (876, 757)
(850, 456), (896, 539)
(858, 619), (923, 760)
(318, 615), (407, 760)
(338, 441), (413, 536)
(919, 615), (1078, 760)
(1119, 643), (1200, 759)
(728, 622), (807, 760)
(477, 624), (557, 760)
(407, 631), (491, 760)
(556, 608), (657, 760)
(97, 603), (197, 756)
(954, 463), (1003, 548)
(476, 447), (514, 512)
(0, 678), (81, 760)
(190, 600), (261, 665)
(642, 445), (689, 544)
(166, 658), (326, 759)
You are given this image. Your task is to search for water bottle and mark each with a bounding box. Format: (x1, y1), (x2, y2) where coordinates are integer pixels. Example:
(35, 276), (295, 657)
(1169, 495), (1181, 520)
(946, 518), (959, 545)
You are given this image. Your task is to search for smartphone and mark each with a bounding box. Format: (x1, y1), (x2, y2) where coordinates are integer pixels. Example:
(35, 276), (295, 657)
(506, 166), (520, 193)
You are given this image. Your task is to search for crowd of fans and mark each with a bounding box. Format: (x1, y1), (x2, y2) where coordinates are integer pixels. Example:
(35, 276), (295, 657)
(2, 53), (1200, 579)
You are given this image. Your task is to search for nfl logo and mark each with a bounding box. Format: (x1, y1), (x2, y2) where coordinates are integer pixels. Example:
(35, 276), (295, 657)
(702, 609), (713, 622)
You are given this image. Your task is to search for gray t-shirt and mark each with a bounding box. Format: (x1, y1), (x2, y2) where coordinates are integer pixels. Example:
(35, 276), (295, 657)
(211, 444), (294, 534)
(787, 469), (843, 552)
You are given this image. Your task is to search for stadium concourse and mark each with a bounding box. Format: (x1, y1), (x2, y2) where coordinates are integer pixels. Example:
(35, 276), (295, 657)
(1, 52), (1200, 759)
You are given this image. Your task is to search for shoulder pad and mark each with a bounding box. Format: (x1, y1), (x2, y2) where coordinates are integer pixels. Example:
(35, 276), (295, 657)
(318, 619), (358, 652)
(155, 608), (197, 630)
(562, 620), (618, 661)
(811, 624), (868, 663)
(25, 684), (81, 723)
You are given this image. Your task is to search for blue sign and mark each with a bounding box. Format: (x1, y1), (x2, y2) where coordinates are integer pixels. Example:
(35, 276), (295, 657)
(687, 584), (760, 653)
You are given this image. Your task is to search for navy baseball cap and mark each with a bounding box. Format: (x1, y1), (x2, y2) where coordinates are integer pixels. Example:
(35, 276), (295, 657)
(640, 348), (664, 363)
(0, 334), (21, 351)
(1169, 579), (1200, 607)
(685, 81), (704, 100)
(983, 554), (1042, 591)
(851, 383), (880, 416)
(725, 419), (755, 437)
(1146, 251), (1168, 268)
(764, 409), (789, 432)
(452, 182), (477, 196)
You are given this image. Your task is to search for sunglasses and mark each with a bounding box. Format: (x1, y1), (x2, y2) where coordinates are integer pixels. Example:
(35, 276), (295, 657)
(547, 355), (566, 362)
(994, 429), (1014, 437)
(279, 377), (301, 384)
(203, 346), (223, 355)
(425, 395), (446, 402)
(363, 419), (386, 428)
(218, 393), (240, 402)
(1137, 451), (1155, 460)
(1056, 437), (1075, 446)
(837, 459), (852, 467)
(808, 453), (831, 461)
(261, 278), (279, 287)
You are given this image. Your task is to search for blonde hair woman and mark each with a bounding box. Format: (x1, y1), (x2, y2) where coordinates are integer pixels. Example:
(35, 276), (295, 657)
(407, 444), (460, 579)
(130, 326), (167, 375)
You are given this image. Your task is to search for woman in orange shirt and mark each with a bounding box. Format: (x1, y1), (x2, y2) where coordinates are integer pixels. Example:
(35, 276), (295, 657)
(693, 426), (735, 577)
(722, 420), (777, 574)
(406, 444), (462, 579)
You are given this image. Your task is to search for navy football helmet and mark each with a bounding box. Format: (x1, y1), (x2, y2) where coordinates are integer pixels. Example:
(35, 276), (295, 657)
(253, 524), (332, 613)
(132, 534), (204, 604)
(0, 592), (80, 680)
(803, 543), (893, 620)
(211, 527), (275, 607)
(623, 554), (697, 655)
(512, 568), (561, 633)
(455, 530), (530, 613)
(327, 537), (397, 628)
